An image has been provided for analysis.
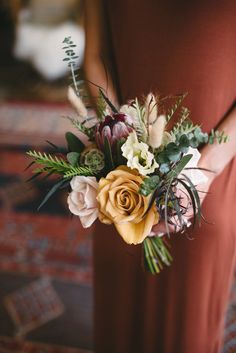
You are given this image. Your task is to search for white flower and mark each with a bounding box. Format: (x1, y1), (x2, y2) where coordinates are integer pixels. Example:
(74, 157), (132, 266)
(67, 176), (98, 228)
(180, 147), (208, 185)
(148, 114), (167, 149)
(121, 131), (158, 176)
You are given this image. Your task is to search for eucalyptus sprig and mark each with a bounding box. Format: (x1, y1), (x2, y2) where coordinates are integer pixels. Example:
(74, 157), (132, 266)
(208, 129), (229, 144)
(62, 36), (80, 95)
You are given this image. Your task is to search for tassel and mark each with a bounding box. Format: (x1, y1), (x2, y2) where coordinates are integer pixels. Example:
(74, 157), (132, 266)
(149, 115), (166, 148)
(68, 86), (87, 119)
(145, 93), (158, 124)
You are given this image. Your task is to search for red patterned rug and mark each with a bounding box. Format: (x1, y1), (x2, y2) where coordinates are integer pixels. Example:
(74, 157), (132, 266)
(0, 336), (92, 353)
(0, 145), (93, 285)
(0, 101), (93, 351)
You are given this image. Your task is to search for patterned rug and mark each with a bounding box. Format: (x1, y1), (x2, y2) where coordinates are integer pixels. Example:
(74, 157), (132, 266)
(0, 144), (93, 285)
(0, 336), (91, 353)
(4, 278), (65, 336)
(0, 101), (93, 352)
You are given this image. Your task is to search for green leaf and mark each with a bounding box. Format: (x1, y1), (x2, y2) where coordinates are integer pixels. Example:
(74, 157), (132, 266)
(65, 132), (85, 152)
(156, 151), (169, 164)
(38, 178), (66, 210)
(139, 175), (160, 196)
(159, 163), (170, 174)
(189, 137), (199, 148)
(179, 134), (189, 152)
(166, 93), (188, 123)
(99, 89), (119, 113)
(67, 152), (80, 167)
(165, 143), (181, 162)
(166, 154), (193, 180)
(103, 137), (114, 170)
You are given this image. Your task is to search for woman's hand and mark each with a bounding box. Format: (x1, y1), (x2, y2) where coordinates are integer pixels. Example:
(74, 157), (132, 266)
(150, 159), (215, 236)
(151, 102), (236, 237)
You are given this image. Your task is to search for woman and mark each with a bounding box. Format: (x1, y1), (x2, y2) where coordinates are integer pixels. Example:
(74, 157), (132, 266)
(84, 1), (236, 352)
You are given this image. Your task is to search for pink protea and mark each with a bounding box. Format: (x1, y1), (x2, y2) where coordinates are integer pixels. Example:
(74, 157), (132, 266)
(95, 113), (133, 150)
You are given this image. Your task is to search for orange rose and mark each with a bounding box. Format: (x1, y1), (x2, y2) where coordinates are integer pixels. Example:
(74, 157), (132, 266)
(97, 166), (159, 244)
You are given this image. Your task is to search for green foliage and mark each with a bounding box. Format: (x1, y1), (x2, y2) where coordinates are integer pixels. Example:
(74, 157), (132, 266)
(143, 237), (173, 274)
(96, 90), (107, 120)
(166, 154), (193, 181)
(68, 117), (95, 140)
(38, 178), (67, 210)
(166, 93), (188, 123)
(65, 132), (85, 152)
(63, 166), (94, 179)
(62, 37), (79, 95)
(67, 152), (80, 167)
(103, 136), (114, 170)
(99, 88), (118, 114)
(156, 142), (192, 174)
(208, 129), (229, 144)
(139, 175), (160, 196)
(131, 98), (148, 142)
(170, 120), (197, 139)
(26, 151), (93, 177)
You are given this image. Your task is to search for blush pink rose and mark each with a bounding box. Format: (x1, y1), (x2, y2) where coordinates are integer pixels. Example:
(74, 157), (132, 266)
(67, 176), (98, 228)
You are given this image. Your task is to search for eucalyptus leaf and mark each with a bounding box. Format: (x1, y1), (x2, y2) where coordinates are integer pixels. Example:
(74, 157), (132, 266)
(189, 137), (199, 148)
(139, 175), (160, 196)
(159, 163), (170, 174)
(38, 178), (66, 210)
(156, 151), (169, 164)
(67, 152), (80, 167)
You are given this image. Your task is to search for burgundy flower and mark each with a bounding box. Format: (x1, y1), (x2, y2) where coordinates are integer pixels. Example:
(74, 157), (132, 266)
(95, 113), (133, 150)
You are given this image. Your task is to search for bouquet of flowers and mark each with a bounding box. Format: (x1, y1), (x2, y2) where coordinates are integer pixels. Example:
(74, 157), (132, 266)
(26, 37), (228, 274)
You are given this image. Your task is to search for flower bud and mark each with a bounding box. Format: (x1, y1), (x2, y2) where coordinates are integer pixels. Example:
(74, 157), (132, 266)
(95, 113), (133, 150)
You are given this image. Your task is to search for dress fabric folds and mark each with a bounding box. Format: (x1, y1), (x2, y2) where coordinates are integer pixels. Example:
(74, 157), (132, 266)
(94, 1), (236, 352)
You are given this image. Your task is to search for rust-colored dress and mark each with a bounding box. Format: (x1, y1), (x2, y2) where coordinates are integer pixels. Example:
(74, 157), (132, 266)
(94, 1), (236, 352)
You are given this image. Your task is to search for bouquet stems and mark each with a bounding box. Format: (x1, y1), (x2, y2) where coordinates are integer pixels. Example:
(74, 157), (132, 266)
(143, 236), (173, 274)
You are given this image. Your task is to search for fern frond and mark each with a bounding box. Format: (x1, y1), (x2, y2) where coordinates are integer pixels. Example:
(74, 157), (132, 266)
(27, 151), (94, 177)
(166, 93), (187, 123)
(63, 167), (93, 179)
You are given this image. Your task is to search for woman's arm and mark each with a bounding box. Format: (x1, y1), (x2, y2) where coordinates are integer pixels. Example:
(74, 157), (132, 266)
(83, 0), (118, 107)
(198, 104), (236, 180)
